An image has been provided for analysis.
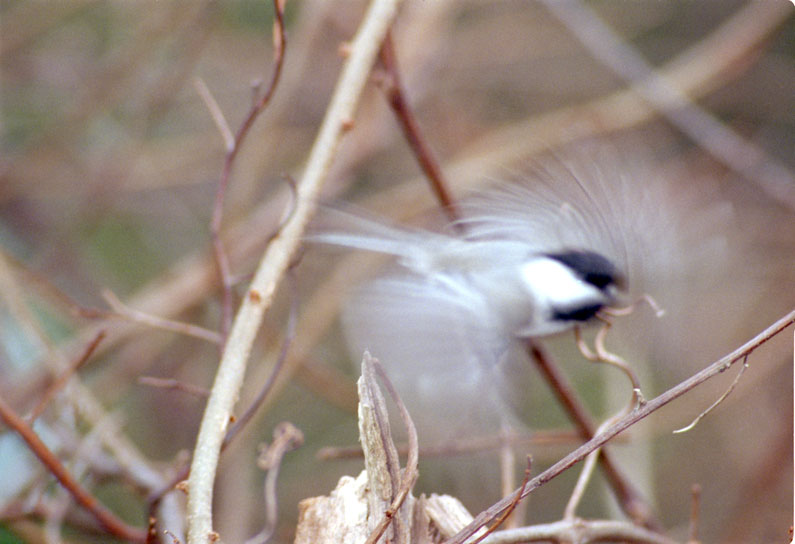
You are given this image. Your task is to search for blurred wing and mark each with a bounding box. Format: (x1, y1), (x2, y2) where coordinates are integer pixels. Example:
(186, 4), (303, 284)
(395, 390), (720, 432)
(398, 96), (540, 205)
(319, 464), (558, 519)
(307, 205), (457, 272)
(342, 273), (518, 439)
(457, 141), (733, 299)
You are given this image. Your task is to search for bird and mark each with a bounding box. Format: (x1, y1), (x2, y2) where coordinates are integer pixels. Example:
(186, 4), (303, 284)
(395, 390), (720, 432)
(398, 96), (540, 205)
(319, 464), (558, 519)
(308, 140), (731, 438)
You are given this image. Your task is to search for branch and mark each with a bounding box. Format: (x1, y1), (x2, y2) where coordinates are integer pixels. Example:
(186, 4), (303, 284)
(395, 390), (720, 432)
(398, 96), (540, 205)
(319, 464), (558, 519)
(26, 330), (106, 423)
(377, 30), (458, 221)
(0, 395), (147, 543)
(209, 0), (288, 339)
(478, 518), (679, 544)
(103, 289), (221, 345)
(528, 342), (659, 528)
(185, 1), (404, 542)
(146, 273), (298, 513)
(446, 308), (795, 544)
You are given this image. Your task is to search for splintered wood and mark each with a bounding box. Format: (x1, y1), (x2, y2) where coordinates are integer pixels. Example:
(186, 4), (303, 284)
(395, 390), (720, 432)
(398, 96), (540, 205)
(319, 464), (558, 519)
(293, 353), (483, 544)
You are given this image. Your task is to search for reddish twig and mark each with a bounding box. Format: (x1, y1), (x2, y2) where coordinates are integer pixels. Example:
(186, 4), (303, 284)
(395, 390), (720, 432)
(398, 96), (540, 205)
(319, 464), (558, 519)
(0, 395), (147, 543)
(208, 0), (287, 339)
(472, 456), (533, 544)
(446, 308), (795, 544)
(377, 30), (459, 222)
(26, 330), (106, 423)
(688, 484), (701, 544)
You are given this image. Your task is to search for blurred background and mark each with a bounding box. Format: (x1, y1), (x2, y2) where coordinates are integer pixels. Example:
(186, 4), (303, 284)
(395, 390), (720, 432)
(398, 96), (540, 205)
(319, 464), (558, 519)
(0, 1), (793, 542)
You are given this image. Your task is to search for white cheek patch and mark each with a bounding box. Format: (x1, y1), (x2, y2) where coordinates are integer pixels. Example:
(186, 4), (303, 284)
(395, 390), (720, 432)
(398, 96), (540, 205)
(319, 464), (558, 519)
(520, 258), (597, 306)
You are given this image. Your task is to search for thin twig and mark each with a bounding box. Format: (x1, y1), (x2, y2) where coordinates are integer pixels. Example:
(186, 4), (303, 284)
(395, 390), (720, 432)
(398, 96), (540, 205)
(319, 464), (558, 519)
(563, 447), (600, 521)
(478, 518), (679, 544)
(527, 341), (659, 529)
(186, 1), (404, 541)
(377, 30), (459, 222)
(244, 422), (304, 544)
(447, 308), (795, 544)
(673, 356), (749, 434)
(26, 330), (106, 423)
(224, 268), (300, 448)
(688, 484), (701, 544)
(472, 457), (533, 544)
(0, 395), (147, 543)
(103, 289), (222, 345)
(137, 377), (209, 399)
(193, 77), (234, 152)
(209, 0), (288, 340)
(562, 408), (632, 521)
(575, 322), (644, 406)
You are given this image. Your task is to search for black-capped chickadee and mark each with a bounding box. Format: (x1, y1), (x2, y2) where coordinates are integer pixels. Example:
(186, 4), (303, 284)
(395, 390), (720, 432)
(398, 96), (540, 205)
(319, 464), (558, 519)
(312, 209), (626, 341)
(310, 142), (729, 434)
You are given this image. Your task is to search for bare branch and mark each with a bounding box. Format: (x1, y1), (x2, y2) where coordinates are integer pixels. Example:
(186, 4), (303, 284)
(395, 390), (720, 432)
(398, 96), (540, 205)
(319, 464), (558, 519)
(377, 30), (459, 222)
(527, 342), (659, 529)
(448, 308), (795, 544)
(186, 1), (404, 541)
(209, 0), (288, 339)
(137, 377), (209, 399)
(0, 395), (147, 543)
(26, 330), (106, 423)
(103, 289), (222, 345)
(146, 270), (298, 513)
